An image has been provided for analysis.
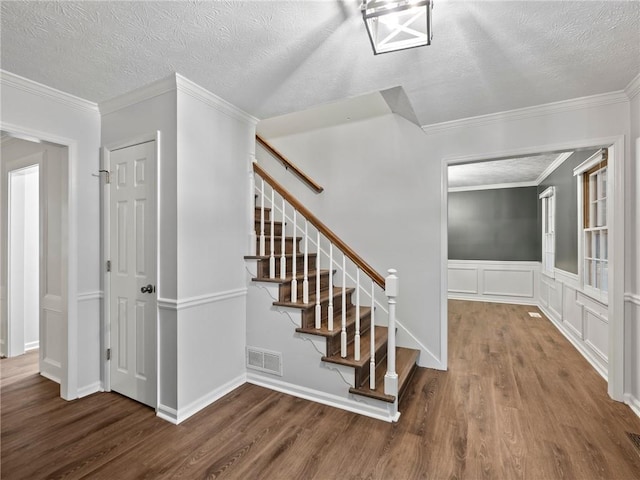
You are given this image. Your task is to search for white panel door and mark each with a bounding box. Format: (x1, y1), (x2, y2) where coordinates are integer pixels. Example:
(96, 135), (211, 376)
(109, 141), (157, 408)
(39, 146), (67, 384)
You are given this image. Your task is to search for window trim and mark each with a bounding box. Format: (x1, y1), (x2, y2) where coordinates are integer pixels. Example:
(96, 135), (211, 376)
(539, 186), (556, 278)
(574, 149), (609, 304)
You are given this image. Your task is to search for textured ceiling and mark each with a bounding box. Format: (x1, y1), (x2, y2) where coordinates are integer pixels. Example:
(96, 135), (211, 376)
(448, 153), (563, 188)
(1, 1), (639, 125)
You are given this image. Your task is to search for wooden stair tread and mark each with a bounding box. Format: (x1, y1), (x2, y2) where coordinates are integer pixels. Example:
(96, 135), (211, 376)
(322, 326), (387, 369)
(295, 306), (372, 338)
(273, 287), (354, 309)
(349, 347), (419, 403)
(244, 252), (317, 261)
(251, 269), (333, 284)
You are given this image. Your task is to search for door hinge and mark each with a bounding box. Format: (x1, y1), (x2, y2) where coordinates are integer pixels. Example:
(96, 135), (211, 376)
(106, 348), (111, 361)
(106, 260), (111, 272)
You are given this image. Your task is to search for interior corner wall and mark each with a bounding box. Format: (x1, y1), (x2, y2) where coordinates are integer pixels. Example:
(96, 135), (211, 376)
(101, 89), (179, 411)
(1, 78), (101, 398)
(174, 88), (253, 416)
(537, 149), (600, 274)
(257, 113), (442, 369)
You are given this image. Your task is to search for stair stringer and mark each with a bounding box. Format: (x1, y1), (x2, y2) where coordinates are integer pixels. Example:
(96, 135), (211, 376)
(245, 265), (399, 422)
(394, 319), (441, 369)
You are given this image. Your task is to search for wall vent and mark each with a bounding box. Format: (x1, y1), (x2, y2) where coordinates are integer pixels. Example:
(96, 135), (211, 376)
(246, 347), (283, 376)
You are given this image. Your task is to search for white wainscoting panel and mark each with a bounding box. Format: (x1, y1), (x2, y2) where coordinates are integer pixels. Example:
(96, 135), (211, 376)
(624, 294), (640, 418)
(539, 268), (608, 379)
(448, 261), (539, 304)
(448, 266), (478, 294)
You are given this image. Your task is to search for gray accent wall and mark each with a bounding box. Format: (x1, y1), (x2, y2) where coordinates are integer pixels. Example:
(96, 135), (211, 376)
(448, 187), (540, 261)
(538, 149), (599, 274)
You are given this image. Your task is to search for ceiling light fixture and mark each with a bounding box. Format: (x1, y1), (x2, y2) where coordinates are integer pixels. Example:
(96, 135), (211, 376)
(361, 0), (433, 55)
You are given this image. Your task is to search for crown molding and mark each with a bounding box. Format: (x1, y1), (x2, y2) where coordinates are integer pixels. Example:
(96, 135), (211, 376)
(624, 72), (640, 100)
(99, 73), (259, 125)
(99, 74), (177, 115)
(0, 70), (99, 114)
(448, 180), (537, 193)
(535, 151), (573, 184)
(422, 90), (629, 135)
(175, 74), (258, 126)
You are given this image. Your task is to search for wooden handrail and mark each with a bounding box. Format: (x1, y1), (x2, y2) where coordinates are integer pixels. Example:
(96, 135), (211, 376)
(256, 135), (324, 194)
(254, 162), (384, 288)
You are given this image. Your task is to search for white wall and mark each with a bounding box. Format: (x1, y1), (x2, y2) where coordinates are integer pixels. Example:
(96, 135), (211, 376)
(258, 113), (442, 368)
(173, 78), (255, 421)
(625, 78), (640, 415)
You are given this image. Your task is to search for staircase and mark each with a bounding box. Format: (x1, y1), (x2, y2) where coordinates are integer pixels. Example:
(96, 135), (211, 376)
(245, 158), (419, 421)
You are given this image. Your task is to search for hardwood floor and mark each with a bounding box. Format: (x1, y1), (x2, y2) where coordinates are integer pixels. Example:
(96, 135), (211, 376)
(2, 301), (640, 479)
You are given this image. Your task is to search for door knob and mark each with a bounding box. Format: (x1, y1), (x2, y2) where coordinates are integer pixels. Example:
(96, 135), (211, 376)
(141, 284), (155, 294)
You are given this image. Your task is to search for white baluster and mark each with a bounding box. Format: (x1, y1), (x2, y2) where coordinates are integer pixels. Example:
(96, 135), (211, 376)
(341, 254), (347, 358)
(355, 269), (361, 361)
(303, 220), (309, 304)
(328, 243), (334, 331)
(370, 279), (376, 390)
(280, 197), (286, 280)
(291, 210), (298, 302)
(269, 188), (275, 278)
(259, 178), (265, 256)
(384, 269), (398, 397)
(315, 230), (321, 329)
(249, 167), (257, 256)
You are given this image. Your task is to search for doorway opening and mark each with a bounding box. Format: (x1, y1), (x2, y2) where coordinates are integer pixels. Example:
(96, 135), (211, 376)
(442, 136), (625, 403)
(8, 164), (39, 358)
(1, 132), (69, 395)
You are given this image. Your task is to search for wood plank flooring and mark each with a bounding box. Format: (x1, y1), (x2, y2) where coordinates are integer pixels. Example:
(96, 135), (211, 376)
(2, 301), (640, 479)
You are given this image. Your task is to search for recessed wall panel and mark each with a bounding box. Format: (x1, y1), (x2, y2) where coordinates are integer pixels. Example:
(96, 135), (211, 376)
(136, 301), (147, 380)
(135, 199), (145, 276)
(118, 297), (128, 372)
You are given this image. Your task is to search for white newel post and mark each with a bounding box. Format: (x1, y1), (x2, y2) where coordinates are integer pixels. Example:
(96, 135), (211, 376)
(384, 269), (398, 397)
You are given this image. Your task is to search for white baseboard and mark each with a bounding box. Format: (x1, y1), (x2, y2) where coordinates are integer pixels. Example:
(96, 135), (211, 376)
(448, 294), (538, 306)
(624, 393), (640, 419)
(39, 371), (60, 384)
(156, 404), (179, 424)
(157, 374), (246, 425)
(247, 372), (398, 423)
(538, 304), (607, 380)
(77, 382), (102, 398)
(24, 341), (39, 351)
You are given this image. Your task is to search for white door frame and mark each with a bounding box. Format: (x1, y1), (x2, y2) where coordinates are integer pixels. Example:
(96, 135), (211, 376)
(441, 135), (626, 402)
(101, 131), (160, 406)
(0, 121), (77, 400)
